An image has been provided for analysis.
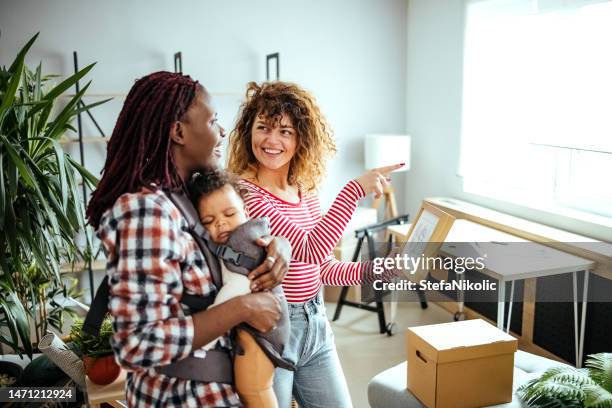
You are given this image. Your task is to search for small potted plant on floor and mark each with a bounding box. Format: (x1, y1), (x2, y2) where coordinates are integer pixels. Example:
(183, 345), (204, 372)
(0, 361), (22, 387)
(70, 317), (120, 386)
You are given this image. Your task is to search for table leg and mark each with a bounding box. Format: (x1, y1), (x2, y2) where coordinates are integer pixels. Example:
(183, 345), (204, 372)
(521, 278), (537, 344)
(573, 271), (579, 367)
(458, 273), (465, 314)
(506, 281), (515, 334)
(497, 281), (506, 330)
(578, 270), (590, 368)
(384, 285), (399, 327)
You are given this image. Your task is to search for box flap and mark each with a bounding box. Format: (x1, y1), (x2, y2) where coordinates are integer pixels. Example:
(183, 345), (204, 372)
(407, 319), (518, 363)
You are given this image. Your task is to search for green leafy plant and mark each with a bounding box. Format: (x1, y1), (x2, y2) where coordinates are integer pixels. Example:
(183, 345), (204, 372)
(0, 373), (17, 387)
(0, 33), (108, 357)
(69, 317), (113, 358)
(518, 353), (612, 408)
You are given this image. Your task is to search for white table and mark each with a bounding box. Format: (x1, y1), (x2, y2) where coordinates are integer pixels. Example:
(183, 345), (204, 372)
(440, 220), (596, 367)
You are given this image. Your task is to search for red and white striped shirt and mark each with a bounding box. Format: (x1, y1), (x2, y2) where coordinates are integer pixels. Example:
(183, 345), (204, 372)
(240, 179), (369, 303)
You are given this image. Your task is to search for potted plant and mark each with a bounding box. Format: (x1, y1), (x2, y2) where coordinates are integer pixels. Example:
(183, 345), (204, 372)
(0, 33), (106, 358)
(0, 361), (22, 387)
(518, 353), (612, 407)
(70, 317), (120, 385)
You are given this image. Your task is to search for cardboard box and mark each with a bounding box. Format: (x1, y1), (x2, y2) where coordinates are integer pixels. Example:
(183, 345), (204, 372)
(324, 208), (376, 304)
(333, 243), (359, 262)
(324, 243), (363, 303)
(323, 285), (361, 303)
(406, 319), (517, 408)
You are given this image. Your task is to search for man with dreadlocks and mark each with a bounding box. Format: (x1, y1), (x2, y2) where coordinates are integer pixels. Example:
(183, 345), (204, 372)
(86, 71), (291, 407)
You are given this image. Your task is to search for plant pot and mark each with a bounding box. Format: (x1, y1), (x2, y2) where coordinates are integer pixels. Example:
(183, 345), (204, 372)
(83, 355), (120, 386)
(0, 361), (23, 387)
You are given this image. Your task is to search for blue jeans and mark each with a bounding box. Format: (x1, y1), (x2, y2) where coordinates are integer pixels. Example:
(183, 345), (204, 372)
(273, 293), (353, 408)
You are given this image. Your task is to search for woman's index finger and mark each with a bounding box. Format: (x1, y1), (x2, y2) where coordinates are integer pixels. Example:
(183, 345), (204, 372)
(374, 163), (405, 175)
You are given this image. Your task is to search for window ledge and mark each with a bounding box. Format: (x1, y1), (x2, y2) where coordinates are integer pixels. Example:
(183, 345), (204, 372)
(426, 196), (612, 265)
(456, 178), (612, 236)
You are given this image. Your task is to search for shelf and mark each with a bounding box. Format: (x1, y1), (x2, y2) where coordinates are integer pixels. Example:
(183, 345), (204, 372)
(60, 259), (106, 274)
(61, 93), (125, 98)
(60, 136), (109, 145)
(61, 91), (242, 98)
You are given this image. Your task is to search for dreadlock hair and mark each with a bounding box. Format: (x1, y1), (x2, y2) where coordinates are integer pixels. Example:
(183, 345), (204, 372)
(186, 167), (244, 210)
(87, 71), (201, 229)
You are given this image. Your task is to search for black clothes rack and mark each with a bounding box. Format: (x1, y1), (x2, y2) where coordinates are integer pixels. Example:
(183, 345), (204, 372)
(332, 214), (428, 335)
(72, 51), (107, 299)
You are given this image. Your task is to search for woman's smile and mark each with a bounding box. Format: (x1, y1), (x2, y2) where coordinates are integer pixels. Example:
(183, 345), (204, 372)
(262, 147), (284, 155)
(250, 113), (297, 172)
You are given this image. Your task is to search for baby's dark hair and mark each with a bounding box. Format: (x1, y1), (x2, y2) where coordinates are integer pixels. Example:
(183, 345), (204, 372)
(187, 168), (244, 209)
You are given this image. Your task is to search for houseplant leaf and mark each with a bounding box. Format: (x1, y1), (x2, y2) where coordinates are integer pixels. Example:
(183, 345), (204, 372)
(0, 33), (106, 358)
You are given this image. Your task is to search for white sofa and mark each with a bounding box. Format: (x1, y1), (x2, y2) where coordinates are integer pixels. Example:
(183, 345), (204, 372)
(368, 350), (569, 408)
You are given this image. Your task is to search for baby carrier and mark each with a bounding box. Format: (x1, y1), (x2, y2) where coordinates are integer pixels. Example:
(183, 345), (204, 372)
(83, 190), (294, 384)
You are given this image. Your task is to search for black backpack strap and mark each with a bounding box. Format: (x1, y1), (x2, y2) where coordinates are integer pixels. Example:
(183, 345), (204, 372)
(82, 275), (110, 336)
(180, 293), (215, 313)
(156, 349), (233, 383)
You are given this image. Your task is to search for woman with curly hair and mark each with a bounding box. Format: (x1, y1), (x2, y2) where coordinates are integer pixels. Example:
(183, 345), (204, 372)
(227, 81), (403, 407)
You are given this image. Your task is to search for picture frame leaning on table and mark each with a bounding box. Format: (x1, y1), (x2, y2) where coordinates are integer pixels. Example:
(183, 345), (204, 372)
(377, 202), (456, 334)
(400, 201), (456, 281)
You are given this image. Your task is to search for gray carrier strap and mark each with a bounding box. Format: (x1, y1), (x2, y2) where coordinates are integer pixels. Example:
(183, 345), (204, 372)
(167, 191), (224, 288)
(156, 349), (234, 383)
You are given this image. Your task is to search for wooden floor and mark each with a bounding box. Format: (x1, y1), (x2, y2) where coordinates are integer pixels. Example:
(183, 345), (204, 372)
(326, 301), (452, 408)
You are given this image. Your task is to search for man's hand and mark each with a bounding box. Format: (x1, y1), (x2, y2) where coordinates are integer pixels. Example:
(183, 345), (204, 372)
(248, 236), (291, 291)
(240, 292), (281, 333)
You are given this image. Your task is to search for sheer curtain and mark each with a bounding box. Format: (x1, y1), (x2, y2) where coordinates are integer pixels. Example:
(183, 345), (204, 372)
(460, 0), (612, 218)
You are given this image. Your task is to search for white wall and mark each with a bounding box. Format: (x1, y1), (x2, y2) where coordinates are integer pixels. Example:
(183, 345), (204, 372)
(0, 0), (408, 209)
(404, 0), (612, 241)
(404, 0), (464, 220)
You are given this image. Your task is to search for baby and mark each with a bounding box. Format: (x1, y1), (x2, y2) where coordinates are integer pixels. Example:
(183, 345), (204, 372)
(187, 168), (292, 408)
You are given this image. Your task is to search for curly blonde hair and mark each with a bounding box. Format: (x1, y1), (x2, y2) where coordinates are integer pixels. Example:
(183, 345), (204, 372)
(227, 81), (337, 192)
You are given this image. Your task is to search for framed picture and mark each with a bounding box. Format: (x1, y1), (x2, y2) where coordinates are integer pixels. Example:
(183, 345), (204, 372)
(266, 53), (280, 80)
(400, 202), (455, 280)
(174, 52), (182, 73)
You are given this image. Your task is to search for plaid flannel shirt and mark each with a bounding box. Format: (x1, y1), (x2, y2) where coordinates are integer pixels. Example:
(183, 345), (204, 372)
(98, 188), (241, 407)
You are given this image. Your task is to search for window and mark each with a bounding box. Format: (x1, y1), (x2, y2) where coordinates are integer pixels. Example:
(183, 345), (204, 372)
(460, 0), (612, 218)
